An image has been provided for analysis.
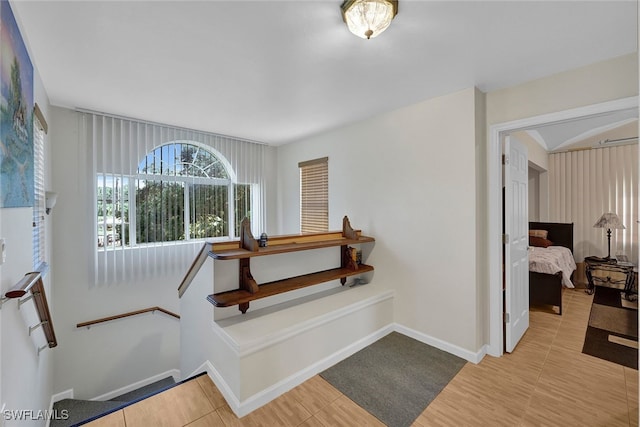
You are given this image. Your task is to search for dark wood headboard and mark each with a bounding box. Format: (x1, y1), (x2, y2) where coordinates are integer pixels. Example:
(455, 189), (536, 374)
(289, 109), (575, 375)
(529, 222), (574, 253)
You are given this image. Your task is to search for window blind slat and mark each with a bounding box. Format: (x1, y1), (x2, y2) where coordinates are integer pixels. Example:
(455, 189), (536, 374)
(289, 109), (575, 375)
(33, 119), (46, 270)
(300, 157), (328, 234)
(87, 112), (266, 285)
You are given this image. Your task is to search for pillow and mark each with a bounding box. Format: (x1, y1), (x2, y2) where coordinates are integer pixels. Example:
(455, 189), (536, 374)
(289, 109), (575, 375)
(530, 236), (553, 248)
(529, 229), (548, 239)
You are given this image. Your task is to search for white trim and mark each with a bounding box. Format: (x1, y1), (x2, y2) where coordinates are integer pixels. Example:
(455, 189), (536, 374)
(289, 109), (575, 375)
(89, 369), (181, 401)
(193, 324), (394, 418)
(193, 321), (486, 418)
(487, 96), (638, 357)
(189, 360), (241, 414)
(393, 323), (486, 364)
(46, 389), (74, 427)
(49, 388), (74, 403)
(212, 290), (395, 358)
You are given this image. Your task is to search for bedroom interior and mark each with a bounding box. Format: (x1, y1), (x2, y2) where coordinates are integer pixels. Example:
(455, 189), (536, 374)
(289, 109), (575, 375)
(502, 105), (638, 320)
(0, 0), (637, 425)
(522, 113), (637, 280)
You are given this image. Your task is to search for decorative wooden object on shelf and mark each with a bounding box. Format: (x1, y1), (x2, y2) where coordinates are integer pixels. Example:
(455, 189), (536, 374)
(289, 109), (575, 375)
(207, 216), (374, 313)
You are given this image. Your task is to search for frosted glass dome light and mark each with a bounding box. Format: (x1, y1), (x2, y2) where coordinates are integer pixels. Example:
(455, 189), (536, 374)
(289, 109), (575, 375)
(341, 0), (398, 40)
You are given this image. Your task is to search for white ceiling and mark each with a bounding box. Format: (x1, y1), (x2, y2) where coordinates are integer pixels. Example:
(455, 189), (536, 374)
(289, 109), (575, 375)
(531, 109), (638, 152)
(11, 0), (638, 145)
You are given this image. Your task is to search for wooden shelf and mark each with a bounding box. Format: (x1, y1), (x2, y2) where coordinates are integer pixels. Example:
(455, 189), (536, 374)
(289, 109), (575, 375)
(209, 236), (374, 260)
(205, 216), (375, 313)
(208, 264), (374, 308)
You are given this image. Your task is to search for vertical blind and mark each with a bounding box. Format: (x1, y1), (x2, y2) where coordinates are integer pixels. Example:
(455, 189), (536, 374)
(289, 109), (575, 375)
(549, 143), (638, 263)
(299, 157), (328, 233)
(83, 112), (267, 285)
(32, 115), (46, 270)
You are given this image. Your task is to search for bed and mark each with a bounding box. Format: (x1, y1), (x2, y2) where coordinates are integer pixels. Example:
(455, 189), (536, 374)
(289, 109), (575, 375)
(528, 222), (576, 315)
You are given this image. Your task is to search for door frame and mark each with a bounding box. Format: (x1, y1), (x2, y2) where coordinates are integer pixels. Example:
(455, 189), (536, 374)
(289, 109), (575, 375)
(487, 96), (638, 357)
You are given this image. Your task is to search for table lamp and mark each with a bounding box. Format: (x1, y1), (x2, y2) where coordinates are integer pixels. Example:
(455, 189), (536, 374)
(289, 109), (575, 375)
(593, 212), (625, 259)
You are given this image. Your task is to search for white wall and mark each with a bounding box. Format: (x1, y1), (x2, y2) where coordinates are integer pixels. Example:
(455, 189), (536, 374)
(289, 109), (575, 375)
(474, 88), (488, 350)
(487, 53), (638, 125)
(0, 69), (54, 425)
(48, 107), (175, 399)
(510, 131), (549, 223)
(528, 167), (540, 222)
(48, 106), (279, 399)
(277, 88), (484, 353)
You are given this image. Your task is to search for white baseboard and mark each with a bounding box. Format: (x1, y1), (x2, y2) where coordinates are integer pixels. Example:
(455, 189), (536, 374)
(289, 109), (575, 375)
(393, 323), (486, 364)
(189, 361), (241, 414)
(46, 389), (74, 427)
(49, 389), (74, 404)
(192, 323), (394, 418)
(90, 369), (181, 401)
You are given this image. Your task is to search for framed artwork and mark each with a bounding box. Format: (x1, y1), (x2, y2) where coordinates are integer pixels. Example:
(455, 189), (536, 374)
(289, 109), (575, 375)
(0, 0), (34, 208)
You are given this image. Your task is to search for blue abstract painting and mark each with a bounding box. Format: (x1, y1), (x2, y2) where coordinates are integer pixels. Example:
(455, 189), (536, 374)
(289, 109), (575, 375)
(0, 0), (34, 208)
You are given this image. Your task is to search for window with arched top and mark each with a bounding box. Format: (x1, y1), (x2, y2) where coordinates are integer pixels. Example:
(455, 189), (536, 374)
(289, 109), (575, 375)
(89, 113), (266, 284)
(97, 141), (252, 248)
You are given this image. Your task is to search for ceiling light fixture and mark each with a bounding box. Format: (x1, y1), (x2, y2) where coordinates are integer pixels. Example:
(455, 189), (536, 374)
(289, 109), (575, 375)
(341, 0), (398, 40)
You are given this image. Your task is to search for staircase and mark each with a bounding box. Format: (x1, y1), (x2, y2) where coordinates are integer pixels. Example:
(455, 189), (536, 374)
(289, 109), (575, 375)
(51, 377), (177, 427)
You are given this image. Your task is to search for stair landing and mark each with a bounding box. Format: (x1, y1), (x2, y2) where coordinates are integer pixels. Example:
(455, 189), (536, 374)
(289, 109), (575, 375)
(82, 374), (225, 427)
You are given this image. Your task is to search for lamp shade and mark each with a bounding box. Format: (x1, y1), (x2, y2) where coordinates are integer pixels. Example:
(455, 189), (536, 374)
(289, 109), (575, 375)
(593, 212), (625, 230)
(341, 0), (398, 39)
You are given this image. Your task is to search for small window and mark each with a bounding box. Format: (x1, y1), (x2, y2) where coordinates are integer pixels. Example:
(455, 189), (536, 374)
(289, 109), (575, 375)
(32, 111), (46, 270)
(299, 157), (328, 233)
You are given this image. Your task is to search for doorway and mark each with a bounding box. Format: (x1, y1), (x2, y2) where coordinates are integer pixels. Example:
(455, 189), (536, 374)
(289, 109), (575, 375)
(487, 96), (638, 357)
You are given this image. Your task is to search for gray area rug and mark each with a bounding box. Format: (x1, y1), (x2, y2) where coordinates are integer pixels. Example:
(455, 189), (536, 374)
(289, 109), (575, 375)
(320, 332), (466, 427)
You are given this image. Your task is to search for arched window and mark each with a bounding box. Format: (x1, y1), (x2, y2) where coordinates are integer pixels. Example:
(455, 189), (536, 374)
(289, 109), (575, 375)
(97, 141), (252, 248)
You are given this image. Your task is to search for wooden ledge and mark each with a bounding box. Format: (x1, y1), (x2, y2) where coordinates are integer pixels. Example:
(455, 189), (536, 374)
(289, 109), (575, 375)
(209, 235), (374, 260)
(208, 264), (374, 308)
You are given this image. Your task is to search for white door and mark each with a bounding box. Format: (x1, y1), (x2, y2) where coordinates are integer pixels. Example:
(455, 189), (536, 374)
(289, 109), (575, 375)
(504, 135), (529, 353)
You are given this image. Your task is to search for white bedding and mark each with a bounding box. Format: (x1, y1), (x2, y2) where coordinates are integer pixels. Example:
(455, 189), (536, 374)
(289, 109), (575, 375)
(529, 246), (577, 288)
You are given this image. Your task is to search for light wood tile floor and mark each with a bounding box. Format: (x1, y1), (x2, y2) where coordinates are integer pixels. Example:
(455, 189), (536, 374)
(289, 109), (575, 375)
(87, 288), (638, 426)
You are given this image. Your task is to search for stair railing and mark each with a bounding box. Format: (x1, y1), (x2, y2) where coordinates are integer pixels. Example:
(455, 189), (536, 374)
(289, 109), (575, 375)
(178, 241), (213, 298)
(1, 269), (57, 354)
(77, 306), (180, 329)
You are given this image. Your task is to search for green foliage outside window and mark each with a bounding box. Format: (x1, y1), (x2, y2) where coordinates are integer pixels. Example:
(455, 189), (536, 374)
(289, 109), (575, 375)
(97, 142), (252, 248)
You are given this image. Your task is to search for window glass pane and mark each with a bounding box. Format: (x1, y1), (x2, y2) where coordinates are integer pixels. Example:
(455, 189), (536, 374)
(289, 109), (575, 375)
(97, 175), (129, 247)
(234, 184), (251, 237)
(135, 180), (184, 243)
(137, 142), (229, 179)
(189, 184), (229, 239)
(98, 141), (243, 247)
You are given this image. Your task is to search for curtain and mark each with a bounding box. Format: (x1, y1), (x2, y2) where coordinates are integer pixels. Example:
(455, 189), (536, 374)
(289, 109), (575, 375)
(82, 112), (267, 285)
(549, 143), (638, 263)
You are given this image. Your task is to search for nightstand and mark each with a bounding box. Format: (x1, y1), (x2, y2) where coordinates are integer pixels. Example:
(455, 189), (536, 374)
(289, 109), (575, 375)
(585, 257), (636, 301)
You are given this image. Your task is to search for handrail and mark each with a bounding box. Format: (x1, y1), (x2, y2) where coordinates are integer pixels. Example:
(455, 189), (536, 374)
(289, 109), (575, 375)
(76, 306), (180, 328)
(5, 271), (41, 298)
(178, 241), (213, 298)
(4, 271), (57, 350)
